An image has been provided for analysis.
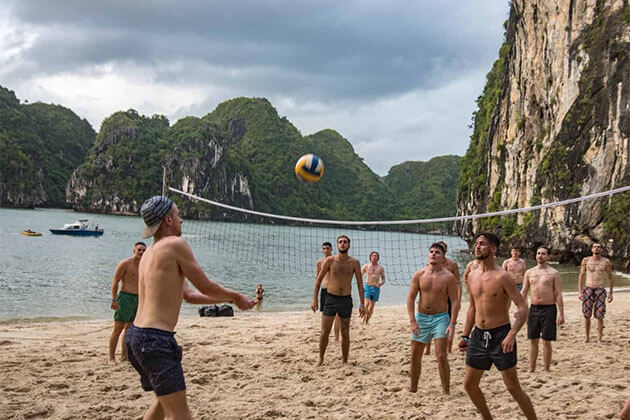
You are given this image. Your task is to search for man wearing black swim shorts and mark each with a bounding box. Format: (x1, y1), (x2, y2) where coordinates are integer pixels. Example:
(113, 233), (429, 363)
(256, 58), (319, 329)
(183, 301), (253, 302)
(521, 246), (564, 372)
(127, 196), (257, 419)
(311, 235), (365, 366)
(458, 233), (537, 420)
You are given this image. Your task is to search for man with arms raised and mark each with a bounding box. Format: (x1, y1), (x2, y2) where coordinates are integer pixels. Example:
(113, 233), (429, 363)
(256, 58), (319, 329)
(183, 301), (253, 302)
(108, 241), (146, 364)
(578, 241), (614, 343)
(459, 233), (537, 420)
(316, 242), (339, 340)
(521, 246), (564, 372)
(502, 247), (526, 291)
(311, 235), (365, 366)
(407, 243), (459, 394)
(361, 251), (386, 325)
(126, 196), (256, 420)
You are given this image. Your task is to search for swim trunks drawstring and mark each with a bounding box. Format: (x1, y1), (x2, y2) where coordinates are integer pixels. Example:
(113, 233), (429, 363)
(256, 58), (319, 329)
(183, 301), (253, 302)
(483, 331), (492, 348)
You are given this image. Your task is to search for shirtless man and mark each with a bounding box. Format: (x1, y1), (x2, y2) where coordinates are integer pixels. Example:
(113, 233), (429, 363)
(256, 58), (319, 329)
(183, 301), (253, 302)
(458, 232), (537, 420)
(361, 251), (386, 325)
(126, 196), (256, 419)
(502, 247), (527, 291)
(578, 242), (614, 343)
(316, 242), (339, 340)
(108, 241), (146, 364)
(425, 241), (461, 355)
(521, 246), (565, 372)
(311, 235), (365, 366)
(407, 243), (459, 394)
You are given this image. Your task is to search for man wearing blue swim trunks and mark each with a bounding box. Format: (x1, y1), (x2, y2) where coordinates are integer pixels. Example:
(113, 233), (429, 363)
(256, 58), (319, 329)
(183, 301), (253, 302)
(407, 242), (460, 394)
(458, 232), (536, 419)
(127, 196), (257, 419)
(361, 251), (386, 325)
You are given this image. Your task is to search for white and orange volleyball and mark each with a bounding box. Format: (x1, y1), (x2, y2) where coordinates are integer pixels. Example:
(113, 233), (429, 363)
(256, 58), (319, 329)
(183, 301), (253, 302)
(295, 154), (324, 183)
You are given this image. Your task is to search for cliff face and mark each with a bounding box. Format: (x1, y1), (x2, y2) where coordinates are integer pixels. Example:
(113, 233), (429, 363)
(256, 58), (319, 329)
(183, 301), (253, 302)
(457, 0), (630, 263)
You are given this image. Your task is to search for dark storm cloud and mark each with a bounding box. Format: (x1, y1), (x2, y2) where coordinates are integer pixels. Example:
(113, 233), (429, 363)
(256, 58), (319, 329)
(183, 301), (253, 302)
(4, 0), (507, 101)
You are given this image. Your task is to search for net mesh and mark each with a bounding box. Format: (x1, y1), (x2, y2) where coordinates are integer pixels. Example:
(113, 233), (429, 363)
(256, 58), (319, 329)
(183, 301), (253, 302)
(170, 185), (630, 287)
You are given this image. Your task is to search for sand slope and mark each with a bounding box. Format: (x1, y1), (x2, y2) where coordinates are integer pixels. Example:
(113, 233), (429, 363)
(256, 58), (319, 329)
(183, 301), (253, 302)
(1, 293), (629, 419)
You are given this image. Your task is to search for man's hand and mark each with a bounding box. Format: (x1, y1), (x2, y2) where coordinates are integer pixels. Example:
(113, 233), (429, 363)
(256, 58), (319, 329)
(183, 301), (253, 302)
(578, 292), (584, 301)
(233, 293), (257, 311)
(502, 331), (516, 353)
(445, 324), (455, 339)
(608, 292), (613, 303)
(110, 300), (119, 310)
(557, 313), (565, 326)
(458, 338), (468, 352)
(311, 300), (318, 313)
(410, 321), (420, 337)
(359, 305), (365, 318)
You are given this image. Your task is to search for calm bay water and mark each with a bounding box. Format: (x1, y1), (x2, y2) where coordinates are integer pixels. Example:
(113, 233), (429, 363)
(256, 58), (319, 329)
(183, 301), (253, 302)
(1, 208), (628, 321)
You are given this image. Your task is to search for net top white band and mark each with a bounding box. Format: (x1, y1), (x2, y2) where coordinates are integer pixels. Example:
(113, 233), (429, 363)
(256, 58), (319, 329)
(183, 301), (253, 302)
(169, 185), (630, 226)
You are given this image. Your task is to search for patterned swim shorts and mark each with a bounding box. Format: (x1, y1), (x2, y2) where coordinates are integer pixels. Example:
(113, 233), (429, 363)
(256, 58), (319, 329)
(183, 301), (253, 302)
(582, 287), (606, 319)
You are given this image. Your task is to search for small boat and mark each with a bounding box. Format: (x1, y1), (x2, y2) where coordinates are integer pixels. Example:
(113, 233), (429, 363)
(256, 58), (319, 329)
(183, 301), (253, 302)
(49, 219), (104, 237)
(22, 229), (42, 236)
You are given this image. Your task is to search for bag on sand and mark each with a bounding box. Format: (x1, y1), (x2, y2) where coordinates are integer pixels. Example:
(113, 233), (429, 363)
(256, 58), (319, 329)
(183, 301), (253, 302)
(199, 304), (234, 317)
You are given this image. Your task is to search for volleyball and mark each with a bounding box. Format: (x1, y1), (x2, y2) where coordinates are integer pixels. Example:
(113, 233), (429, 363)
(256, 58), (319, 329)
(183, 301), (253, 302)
(295, 154), (324, 183)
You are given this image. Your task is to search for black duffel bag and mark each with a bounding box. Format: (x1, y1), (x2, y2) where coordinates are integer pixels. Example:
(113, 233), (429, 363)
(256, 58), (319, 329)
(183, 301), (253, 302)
(198, 304), (234, 317)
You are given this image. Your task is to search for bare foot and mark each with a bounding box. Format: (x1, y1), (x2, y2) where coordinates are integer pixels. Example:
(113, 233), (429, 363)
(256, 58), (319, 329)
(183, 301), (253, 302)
(408, 386), (418, 393)
(120, 356), (128, 362)
(108, 358), (116, 365)
(584, 338), (589, 343)
(316, 359), (323, 367)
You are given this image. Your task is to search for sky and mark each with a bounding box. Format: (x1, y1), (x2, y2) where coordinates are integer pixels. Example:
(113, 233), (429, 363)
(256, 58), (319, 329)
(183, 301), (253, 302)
(0, 0), (508, 175)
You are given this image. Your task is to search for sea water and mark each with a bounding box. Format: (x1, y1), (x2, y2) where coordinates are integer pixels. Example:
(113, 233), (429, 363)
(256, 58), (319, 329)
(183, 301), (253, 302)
(1, 208), (627, 321)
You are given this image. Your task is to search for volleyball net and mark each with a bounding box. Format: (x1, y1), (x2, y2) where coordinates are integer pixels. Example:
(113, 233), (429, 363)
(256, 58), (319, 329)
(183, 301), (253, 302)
(169, 185), (630, 286)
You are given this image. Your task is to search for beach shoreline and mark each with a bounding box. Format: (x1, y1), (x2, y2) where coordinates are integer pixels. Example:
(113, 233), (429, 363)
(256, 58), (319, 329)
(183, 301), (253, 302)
(2, 292), (630, 419)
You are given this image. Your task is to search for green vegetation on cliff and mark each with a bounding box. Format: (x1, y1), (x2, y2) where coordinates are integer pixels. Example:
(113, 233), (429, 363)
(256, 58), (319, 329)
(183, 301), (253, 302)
(0, 86), (95, 206)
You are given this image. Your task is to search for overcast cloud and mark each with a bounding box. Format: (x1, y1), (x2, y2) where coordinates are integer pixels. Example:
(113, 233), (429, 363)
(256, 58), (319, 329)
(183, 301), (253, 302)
(0, 0), (508, 175)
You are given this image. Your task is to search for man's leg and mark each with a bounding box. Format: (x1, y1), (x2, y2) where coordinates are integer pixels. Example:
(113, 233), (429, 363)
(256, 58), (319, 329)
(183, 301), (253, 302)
(120, 322), (131, 361)
(528, 338), (539, 373)
(542, 340), (552, 371)
(500, 366), (537, 419)
(434, 338), (450, 394)
(154, 390), (192, 420)
(108, 321), (125, 364)
(409, 340), (426, 392)
(584, 317), (591, 343)
(363, 299), (372, 324)
(367, 300), (376, 324)
(619, 391), (630, 419)
(333, 315), (340, 341)
(463, 366), (492, 420)
(144, 398), (165, 420)
(424, 340), (431, 355)
(339, 316), (351, 363)
(318, 315), (335, 366)
(597, 318), (605, 342)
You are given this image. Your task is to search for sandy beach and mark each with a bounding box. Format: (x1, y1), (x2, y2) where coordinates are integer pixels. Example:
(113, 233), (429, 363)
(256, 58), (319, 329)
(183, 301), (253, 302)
(2, 293), (629, 420)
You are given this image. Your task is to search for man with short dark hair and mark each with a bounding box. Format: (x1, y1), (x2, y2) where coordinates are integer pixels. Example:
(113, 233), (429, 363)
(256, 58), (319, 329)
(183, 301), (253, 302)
(108, 241), (146, 364)
(316, 241), (339, 340)
(459, 232), (536, 419)
(361, 250), (386, 325)
(578, 242), (614, 343)
(407, 242), (459, 394)
(521, 246), (564, 372)
(311, 235), (365, 366)
(126, 196), (256, 419)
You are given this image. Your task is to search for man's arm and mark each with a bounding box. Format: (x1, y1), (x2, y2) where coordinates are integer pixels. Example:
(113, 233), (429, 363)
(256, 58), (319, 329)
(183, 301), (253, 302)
(355, 260), (365, 318)
(459, 276), (475, 352)
(379, 266), (386, 287)
(553, 272), (564, 325)
(110, 261), (126, 310)
(606, 259), (614, 302)
(445, 274), (460, 338)
(407, 272), (420, 335)
(182, 281), (231, 305)
(521, 270), (531, 300)
(578, 258), (587, 300)
(501, 260), (508, 271)
(502, 272), (529, 353)
(175, 238), (255, 310)
(312, 258), (331, 311)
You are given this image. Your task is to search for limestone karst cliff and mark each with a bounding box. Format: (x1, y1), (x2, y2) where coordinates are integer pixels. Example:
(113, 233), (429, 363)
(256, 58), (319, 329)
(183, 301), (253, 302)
(456, 0), (630, 264)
